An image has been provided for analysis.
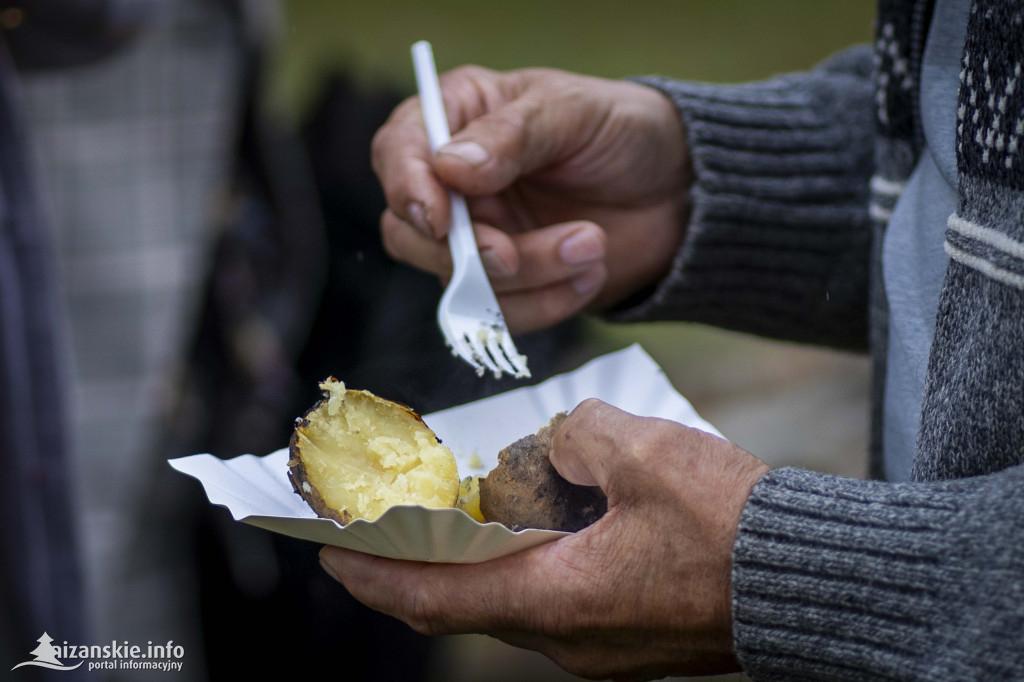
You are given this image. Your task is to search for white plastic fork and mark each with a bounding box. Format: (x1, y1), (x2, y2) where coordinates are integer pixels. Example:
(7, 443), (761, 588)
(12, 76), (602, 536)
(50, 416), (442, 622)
(411, 41), (530, 379)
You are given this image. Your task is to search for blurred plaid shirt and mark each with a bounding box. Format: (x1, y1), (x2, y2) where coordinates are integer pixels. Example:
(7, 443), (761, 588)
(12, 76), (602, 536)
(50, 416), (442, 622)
(22, 0), (248, 665)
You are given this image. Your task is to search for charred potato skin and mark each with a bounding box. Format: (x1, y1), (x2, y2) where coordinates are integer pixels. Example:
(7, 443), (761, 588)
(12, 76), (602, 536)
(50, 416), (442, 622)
(479, 413), (608, 532)
(287, 412), (354, 526)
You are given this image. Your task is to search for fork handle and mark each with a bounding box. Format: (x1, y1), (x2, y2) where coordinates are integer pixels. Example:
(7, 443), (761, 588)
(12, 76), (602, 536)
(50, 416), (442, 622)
(446, 192), (482, 268)
(412, 41), (452, 151)
(412, 41), (482, 269)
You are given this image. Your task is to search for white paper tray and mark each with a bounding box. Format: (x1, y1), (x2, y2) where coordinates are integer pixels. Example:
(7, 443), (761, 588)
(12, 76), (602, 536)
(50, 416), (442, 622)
(169, 344), (721, 563)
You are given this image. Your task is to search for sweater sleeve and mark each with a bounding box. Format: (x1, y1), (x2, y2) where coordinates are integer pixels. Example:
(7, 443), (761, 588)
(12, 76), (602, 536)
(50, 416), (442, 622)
(732, 464), (1024, 680)
(615, 46), (877, 351)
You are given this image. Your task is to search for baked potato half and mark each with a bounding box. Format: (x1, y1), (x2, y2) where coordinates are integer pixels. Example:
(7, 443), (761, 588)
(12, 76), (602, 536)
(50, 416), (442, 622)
(288, 378), (459, 524)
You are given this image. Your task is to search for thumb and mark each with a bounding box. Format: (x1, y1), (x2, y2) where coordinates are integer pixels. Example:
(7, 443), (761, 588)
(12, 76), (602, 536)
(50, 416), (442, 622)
(433, 90), (581, 196)
(550, 399), (647, 494)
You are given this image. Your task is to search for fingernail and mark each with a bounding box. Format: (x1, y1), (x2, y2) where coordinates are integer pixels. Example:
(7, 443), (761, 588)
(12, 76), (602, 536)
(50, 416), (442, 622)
(407, 201), (431, 235)
(319, 557), (341, 582)
(571, 266), (605, 295)
(438, 141), (490, 166)
(480, 247), (513, 277)
(559, 227), (605, 265)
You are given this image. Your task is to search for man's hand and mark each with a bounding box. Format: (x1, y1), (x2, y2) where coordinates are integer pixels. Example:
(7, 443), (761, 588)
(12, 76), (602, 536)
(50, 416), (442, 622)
(319, 400), (769, 681)
(372, 67), (691, 334)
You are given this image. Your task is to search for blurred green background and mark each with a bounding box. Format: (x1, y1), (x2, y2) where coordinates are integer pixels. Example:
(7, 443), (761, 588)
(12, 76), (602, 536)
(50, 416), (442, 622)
(268, 3), (876, 680)
(271, 0), (876, 116)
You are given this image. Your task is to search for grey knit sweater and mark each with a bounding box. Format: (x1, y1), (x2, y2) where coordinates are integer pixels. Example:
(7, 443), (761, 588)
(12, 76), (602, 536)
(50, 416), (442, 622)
(627, 0), (1024, 678)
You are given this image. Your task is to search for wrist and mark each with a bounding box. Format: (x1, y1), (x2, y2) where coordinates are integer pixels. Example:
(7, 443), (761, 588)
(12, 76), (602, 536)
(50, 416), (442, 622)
(587, 80), (692, 312)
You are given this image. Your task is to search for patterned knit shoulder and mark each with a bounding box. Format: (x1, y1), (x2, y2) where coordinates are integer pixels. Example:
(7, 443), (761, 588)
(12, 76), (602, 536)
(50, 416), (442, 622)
(956, 1), (1024, 189)
(946, 0), (1024, 290)
(869, 0), (1024, 286)
(914, 0), (1024, 481)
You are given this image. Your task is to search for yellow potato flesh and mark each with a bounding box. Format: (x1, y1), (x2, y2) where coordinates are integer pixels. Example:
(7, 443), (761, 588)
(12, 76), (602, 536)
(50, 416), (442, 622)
(297, 382), (459, 522)
(456, 475), (485, 522)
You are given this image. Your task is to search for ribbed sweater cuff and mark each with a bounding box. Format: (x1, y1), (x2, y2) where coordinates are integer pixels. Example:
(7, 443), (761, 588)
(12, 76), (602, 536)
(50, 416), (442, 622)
(732, 468), (962, 681)
(613, 54), (874, 348)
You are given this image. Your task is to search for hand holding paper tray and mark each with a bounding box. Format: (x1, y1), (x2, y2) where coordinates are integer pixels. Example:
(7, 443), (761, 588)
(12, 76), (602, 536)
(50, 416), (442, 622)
(169, 345), (722, 563)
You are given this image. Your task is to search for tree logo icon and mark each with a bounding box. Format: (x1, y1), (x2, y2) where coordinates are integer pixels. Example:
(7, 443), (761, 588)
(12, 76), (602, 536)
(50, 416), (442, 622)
(11, 633), (83, 671)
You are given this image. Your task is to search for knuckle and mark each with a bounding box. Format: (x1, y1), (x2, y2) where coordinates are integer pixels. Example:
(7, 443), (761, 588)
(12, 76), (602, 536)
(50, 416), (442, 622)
(371, 97), (421, 174)
(584, 221), (608, 250)
(439, 66), (496, 124)
(534, 295), (568, 329)
(445, 64), (489, 82)
(370, 111), (403, 171)
(560, 399), (602, 439)
(402, 588), (447, 637)
(646, 417), (680, 449)
(630, 419), (670, 462)
(627, 418), (692, 478)
(369, 126), (388, 173)
(495, 103), (536, 155)
(379, 212), (402, 258)
(571, 398), (613, 429)
(534, 284), (587, 328)
(557, 399), (610, 454)
(573, 397), (607, 421)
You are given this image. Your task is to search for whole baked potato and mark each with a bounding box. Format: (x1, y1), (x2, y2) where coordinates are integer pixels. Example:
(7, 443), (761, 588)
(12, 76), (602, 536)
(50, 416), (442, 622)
(479, 413), (607, 532)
